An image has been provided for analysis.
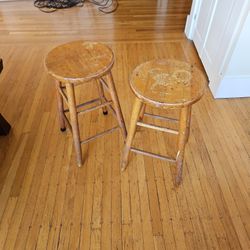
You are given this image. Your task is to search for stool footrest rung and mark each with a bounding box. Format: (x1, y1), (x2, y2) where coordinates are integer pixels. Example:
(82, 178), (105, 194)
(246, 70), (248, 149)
(81, 126), (119, 144)
(64, 98), (101, 113)
(130, 147), (176, 163)
(77, 100), (112, 115)
(64, 98), (112, 115)
(144, 112), (179, 123)
(136, 121), (179, 135)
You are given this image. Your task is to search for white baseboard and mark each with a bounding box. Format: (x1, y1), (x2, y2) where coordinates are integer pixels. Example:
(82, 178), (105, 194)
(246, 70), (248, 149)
(210, 75), (250, 98)
(185, 15), (193, 39)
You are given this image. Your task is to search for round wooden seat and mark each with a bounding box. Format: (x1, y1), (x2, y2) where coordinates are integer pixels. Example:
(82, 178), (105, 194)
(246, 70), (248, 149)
(45, 40), (114, 84)
(130, 59), (207, 108)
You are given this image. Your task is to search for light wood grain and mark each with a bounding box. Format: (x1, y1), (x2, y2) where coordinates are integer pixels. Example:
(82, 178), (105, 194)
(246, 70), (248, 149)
(45, 41), (114, 85)
(0, 0), (249, 249)
(130, 59), (207, 108)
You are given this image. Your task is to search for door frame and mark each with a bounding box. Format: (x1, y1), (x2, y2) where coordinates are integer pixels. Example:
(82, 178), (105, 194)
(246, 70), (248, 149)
(185, 0), (250, 98)
(185, 0), (201, 39)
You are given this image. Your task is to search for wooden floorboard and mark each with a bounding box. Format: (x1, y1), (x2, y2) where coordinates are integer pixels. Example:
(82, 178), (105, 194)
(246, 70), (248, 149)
(0, 0), (249, 249)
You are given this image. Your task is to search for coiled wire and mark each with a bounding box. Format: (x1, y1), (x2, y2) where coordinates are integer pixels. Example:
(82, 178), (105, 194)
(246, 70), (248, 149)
(34, 0), (118, 13)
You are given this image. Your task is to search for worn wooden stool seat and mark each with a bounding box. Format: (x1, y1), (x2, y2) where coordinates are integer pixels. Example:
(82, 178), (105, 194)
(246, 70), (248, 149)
(45, 41), (127, 166)
(121, 59), (207, 185)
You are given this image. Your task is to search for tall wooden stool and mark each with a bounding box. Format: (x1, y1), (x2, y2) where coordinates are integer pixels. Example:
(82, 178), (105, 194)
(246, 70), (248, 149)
(121, 59), (207, 185)
(45, 41), (127, 166)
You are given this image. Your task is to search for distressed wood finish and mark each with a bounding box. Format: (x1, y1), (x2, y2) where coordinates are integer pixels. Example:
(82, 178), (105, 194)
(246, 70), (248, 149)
(45, 41), (126, 166)
(45, 41), (114, 85)
(122, 59), (207, 184)
(130, 59), (207, 108)
(1, 0), (250, 249)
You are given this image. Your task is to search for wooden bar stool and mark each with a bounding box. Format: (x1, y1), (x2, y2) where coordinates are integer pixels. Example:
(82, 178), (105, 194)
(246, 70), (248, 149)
(45, 41), (127, 166)
(121, 59), (207, 185)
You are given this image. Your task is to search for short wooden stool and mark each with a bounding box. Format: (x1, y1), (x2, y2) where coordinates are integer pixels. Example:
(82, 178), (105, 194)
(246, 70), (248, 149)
(45, 41), (127, 166)
(121, 59), (207, 185)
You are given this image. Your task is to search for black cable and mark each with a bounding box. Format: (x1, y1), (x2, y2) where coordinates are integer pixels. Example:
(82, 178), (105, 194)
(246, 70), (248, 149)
(34, 0), (118, 13)
(99, 0), (118, 14)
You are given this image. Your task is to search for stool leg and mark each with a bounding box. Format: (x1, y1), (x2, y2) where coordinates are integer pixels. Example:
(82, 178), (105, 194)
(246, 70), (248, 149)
(66, 83), (82, 167)
(106, 72), (127, 140)
(55, 80), (66, 131)
(186, 106), (192, 143)
(136, 103), (146, 132)
(96, 80), (108, 115)
(176, 106), (189, 185)
(121, 98), (143, 171)
(139, 103), (146, 121)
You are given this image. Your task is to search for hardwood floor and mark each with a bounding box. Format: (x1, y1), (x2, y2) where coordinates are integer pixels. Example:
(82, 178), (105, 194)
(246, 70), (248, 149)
(0, 0), (249, 249)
